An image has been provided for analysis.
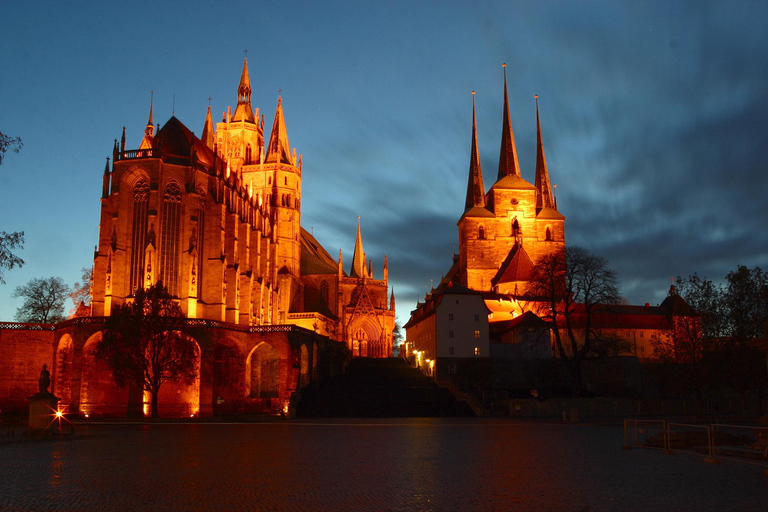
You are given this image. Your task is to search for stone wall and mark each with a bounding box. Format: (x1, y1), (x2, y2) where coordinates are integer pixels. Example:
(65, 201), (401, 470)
(0, 324), (55, 412)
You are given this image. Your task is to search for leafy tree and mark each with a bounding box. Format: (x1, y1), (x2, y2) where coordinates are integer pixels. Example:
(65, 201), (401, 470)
(0, 231), (24, 284)
(95, 282), (198, 418)
(0, 131), (23, 165)
(526, 246), (622, 397)
(0, 132), (24, 283)
(12, 276), (70, 323)
(69, 266), (93, 308)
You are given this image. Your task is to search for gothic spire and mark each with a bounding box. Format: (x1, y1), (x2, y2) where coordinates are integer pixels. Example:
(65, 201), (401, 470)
(201, 104), (214, 150)
(232, 57), (255, 123)
(350, 216), (366, 279)
(238, 57), (251, 105)
(535, 96), (555, 210)
(139, 92), (155, 150)
(497, 64), (521, 181)
(464, 92), (486, 211)
(264, 95), (293, 165)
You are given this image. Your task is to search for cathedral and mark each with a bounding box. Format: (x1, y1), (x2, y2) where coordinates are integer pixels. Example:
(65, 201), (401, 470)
(93, 57), (395, 357)
(0, 58), (395, 418)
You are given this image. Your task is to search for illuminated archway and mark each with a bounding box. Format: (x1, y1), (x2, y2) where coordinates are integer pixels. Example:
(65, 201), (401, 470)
(54, 334), (74, 411)
(212, 337), (244, 412)
(80, 332), (129, 417)
(246, 342), (279, 399)
(156, 334), (201, 418)
(349, 316), (382, 358)
(299, 344), (309, 388)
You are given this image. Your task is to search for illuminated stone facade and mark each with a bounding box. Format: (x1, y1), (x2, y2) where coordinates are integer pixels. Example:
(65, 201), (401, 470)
(92, 58), (395, 357)
(0, 59), (394, 418)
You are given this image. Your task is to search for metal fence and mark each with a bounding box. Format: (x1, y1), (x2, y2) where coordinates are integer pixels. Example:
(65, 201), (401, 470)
(624, 419), (768, 474)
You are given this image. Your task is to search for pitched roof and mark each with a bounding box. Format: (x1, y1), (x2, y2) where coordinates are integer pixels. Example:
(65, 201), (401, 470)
(492, 243), (535, 285)
(534, 97), (555, 211)
(264, 97), (293, 165)
(154, 116), (215, 167)
(497, 64), (522, 182)
(464, 93), (486, 211)
(300, 227), (340, 275)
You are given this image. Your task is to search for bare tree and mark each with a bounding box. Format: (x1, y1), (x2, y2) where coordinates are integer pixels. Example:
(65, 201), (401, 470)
(0, 131), (24, 283)
(69, 266), (93, 308)
(526, 246), (622, 397)
(0, 231), (24, 284)
(95, 282), (198, 418)
(12, 276), (70, 323)
(0, 131), (23, 165)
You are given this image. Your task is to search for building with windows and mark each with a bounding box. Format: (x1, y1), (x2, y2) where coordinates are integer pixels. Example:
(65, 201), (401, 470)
(0, 59), (395, 417)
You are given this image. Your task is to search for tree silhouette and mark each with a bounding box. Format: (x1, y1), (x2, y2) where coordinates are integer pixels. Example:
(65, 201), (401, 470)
(13, 276), (70, 323)
(96, 282), (198, 418)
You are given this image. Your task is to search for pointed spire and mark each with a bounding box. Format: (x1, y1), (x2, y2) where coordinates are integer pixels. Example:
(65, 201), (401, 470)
(497, 64), (521, 181)
(139, 92), (155, 150)
(465, 92), (486, 211)
(238, 57), (251, 105)
(202, 104), (214, 150)
(120, 127), (126, 152)
(534, 96), (555, 210)
(390, 289), (395, 310)
(264, 96), (293, 165)
(350, 216), (366, 278)
(232, 58), (255, 123)
(102, 157), (111, 198)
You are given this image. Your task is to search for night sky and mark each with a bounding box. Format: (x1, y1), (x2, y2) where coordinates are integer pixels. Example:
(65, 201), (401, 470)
(1, 1), (766, 323)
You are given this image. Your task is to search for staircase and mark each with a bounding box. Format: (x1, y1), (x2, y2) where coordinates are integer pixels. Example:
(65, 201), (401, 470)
(296, 358), (476, 418)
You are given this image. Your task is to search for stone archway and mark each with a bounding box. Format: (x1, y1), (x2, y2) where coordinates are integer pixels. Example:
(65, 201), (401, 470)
(80, 332), (129, 417)
(348, 315), (383, 358)
(54, 334), (74, 411)
(156, 335), (201, 418)
(299, 344), (310, 388)
(245, 343), (280, 399)
(212, 337), (245, 414)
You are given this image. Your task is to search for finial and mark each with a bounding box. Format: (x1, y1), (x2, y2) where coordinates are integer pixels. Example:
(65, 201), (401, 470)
(502, 63), (506, 68)
(172, 93), (176, 116)
(207, 96), (212, 106)
(244, 48), (248, 58)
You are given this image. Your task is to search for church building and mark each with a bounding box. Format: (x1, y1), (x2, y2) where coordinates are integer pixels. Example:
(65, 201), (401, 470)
(0, 58), (395, 418)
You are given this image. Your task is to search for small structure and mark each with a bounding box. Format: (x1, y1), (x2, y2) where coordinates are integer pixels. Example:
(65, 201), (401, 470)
(27, 364), (61, 433)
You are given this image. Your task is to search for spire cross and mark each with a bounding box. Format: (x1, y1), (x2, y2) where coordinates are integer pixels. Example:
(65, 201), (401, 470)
(207, 96), (213, 106)
(244, 49), (248, 58)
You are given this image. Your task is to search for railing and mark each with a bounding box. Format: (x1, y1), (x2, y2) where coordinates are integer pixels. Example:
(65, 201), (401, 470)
(0, 317), (316, 336)
(118, 149), (159, 160)
(623, 419), (768, 474)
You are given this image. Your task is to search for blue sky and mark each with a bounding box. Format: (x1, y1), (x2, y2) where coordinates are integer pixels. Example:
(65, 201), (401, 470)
(1, 0), (767, 323)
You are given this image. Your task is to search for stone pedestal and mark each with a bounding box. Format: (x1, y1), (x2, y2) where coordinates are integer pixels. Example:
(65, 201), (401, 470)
(28, 393), (60, 433)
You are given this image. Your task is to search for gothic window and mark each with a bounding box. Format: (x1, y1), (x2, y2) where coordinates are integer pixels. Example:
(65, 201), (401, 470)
(196, 199), (205, 296)
(512, 218), (520, 236)
(284, 176), (288, 186)
(129, 179), (149, 293)
(160, 181), (182, 295)
(245, 145), (252, 165)
(478, 225), (485, 239)
(545, 226), (552, 241)
(320, 281), (329, 303)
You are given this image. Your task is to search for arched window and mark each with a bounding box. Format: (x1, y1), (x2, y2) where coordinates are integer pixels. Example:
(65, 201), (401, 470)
(245, 145), (252, 165)
(320, 281), (329, 303)
(478, 225), (485, 239)
(545, 226), (552, 241)
(160, 181), (182, 295)
(129, 179), (149, 293)
(196, 198), (205, 296)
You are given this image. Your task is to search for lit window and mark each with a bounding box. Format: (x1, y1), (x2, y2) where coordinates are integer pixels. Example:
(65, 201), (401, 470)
(160, 181), (182, 295)
(474, 330), (480, 338)
(129, 179), (149, 293)
(474, 347), (480, 355)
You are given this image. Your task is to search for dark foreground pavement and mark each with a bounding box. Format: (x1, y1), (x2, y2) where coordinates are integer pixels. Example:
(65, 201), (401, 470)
(0, 419), (766, 511)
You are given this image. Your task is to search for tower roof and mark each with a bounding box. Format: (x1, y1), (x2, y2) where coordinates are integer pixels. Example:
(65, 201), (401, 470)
(535, 97), (556, 211)
(154, 116), (214, 167)
(464, 92), (487, 211)
(350, 217), (366, 278)
(232, 57), (255, 123)
(201, 105), (214, 150)
(497, 64), (522, 182)
(264, 96), (294, 165)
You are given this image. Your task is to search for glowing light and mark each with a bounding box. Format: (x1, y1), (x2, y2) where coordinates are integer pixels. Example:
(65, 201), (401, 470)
(56, 411), (63, 418)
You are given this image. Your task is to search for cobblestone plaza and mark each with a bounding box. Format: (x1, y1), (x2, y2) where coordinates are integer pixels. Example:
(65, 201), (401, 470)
(1, 419), (766, 511)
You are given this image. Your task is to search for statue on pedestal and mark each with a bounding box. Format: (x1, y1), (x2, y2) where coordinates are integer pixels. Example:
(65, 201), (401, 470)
(38, 364), (51, 395)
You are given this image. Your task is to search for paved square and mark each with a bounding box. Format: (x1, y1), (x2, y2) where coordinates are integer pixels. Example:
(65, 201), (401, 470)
(1, 419), (766, 511)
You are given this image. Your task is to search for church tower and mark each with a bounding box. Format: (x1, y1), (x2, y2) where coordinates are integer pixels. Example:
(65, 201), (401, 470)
(456, 65), (565, 317)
